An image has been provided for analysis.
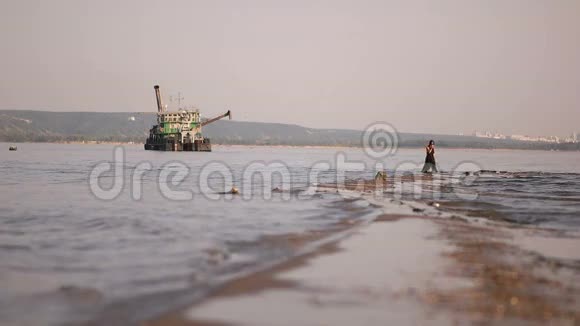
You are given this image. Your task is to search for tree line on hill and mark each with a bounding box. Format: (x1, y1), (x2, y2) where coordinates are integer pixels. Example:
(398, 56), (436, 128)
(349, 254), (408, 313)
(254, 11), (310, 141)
(1, 110), (578, 151)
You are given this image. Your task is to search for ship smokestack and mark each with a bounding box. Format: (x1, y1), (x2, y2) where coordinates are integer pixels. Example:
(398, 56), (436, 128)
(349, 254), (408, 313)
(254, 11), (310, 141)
(154, 85), (164, 113)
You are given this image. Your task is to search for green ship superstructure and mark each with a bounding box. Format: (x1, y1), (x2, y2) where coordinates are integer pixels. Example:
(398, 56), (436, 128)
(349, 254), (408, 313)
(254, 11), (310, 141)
(145, 85), (231, 151)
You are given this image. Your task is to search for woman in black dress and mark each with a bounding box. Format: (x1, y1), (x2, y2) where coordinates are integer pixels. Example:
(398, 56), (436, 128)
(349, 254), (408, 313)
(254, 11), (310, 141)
(422, 140), (438, 173)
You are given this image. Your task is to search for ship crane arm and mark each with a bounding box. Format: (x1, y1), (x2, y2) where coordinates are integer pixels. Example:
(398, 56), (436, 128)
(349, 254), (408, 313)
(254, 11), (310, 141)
(201, 110), (231, 127)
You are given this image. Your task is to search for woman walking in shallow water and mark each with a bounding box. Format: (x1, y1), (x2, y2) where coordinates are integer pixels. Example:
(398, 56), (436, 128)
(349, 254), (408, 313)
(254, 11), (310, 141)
(422, 140), (438, 173)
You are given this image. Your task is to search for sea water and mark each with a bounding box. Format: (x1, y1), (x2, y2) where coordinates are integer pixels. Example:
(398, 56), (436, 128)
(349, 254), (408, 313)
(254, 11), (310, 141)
(1, 143), (579, 325)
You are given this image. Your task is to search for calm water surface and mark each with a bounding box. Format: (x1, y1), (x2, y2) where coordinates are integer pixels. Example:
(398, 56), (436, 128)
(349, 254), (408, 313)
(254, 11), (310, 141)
(1, 143), (579, 325)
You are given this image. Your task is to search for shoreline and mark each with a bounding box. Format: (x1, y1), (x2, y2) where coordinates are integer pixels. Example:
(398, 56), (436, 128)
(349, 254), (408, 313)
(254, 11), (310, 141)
(144, 211), (580, 325)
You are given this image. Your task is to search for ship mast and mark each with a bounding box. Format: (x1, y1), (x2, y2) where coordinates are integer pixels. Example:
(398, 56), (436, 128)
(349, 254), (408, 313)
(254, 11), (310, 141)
(170, 92), (184, 108)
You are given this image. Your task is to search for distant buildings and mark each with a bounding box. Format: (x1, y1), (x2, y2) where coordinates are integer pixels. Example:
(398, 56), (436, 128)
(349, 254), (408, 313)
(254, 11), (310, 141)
(474, 130), (579, 144)
(563, 132), (578, 144)
(473, 131), (507, 140)
(510, 134), (561, 143)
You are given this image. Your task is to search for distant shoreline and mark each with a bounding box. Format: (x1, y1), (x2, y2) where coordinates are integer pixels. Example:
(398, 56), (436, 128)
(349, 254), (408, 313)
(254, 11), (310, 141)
(2, 140), (580, 152)
(2, 110), (578, 152)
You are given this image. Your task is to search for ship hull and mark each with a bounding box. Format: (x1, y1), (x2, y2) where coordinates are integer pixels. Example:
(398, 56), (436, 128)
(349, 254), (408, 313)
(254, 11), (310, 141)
(144, 139), (211, 152)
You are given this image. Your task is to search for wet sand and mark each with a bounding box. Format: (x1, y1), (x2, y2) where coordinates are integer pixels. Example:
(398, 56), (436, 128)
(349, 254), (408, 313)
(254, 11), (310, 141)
(144, 209), (580, 326)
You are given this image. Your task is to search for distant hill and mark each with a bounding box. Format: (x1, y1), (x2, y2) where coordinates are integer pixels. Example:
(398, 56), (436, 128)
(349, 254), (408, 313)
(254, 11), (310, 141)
(0, 110), (578, 151)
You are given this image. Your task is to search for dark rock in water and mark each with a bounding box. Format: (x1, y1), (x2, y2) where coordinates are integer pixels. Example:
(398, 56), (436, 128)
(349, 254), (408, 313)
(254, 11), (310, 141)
(375, 171), (387, 181)
(412, 208), (425, 213)
(216, 187), (239, 195)
(9, 146), (17, 151)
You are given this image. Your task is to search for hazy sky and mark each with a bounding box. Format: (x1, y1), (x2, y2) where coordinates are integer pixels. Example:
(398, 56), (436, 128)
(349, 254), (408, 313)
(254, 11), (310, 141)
(1, 0), (579, 136)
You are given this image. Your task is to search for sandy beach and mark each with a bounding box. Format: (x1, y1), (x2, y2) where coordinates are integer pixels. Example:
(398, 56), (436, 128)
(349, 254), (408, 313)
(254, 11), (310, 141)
(143, 198), (580, 326)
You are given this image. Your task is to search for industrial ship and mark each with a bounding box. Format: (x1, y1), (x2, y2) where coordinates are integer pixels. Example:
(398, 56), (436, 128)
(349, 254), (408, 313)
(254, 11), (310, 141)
(145, 85), (230, 151)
